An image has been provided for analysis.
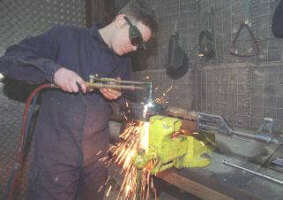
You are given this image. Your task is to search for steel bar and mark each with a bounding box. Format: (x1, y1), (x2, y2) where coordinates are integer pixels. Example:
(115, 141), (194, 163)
(223, 160), (283, 185)
(86, 82), (145, 90)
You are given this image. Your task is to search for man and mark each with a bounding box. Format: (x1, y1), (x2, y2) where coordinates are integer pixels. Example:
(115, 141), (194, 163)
(272, 0), (283, 38)
(0, 0), (157, 199)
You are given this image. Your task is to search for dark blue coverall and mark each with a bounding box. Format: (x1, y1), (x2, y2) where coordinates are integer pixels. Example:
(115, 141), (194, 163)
(0, 24), (131, 200)
(272, 0), (283, 38)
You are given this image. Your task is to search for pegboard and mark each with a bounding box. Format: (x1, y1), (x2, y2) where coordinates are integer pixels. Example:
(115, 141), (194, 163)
(0, 0), (86, 56)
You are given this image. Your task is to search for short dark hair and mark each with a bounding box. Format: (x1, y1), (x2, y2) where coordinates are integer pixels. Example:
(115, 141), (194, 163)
(119, 0), (158, 38)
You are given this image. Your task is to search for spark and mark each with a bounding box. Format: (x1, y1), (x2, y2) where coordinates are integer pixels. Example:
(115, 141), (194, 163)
(106, 185), (112, 197)
(0, 73), (4, 81)
(104, 121), (156, 200)
(96, 150), (102, 156)
(143, 101), (154, 119)
(153, 80), (174, 105)
(140, 122), (150, 152)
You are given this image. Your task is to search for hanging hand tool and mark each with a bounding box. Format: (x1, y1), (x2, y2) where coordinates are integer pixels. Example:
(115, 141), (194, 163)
(230, 23), (260, 57)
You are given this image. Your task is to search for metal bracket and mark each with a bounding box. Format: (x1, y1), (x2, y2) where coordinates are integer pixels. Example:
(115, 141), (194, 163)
(257, 117), (274, 135)
(230, 23), (260, 57)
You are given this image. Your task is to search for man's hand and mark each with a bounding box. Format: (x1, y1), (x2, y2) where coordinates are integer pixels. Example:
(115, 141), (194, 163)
(99, 77), (122, 100)
(53, 67), (87, 93)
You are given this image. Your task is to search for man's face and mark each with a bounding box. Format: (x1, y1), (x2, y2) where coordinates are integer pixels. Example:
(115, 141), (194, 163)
(112, 17), (152, 56)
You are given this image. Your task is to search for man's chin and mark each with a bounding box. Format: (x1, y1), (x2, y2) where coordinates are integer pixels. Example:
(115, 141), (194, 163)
(117, 50), (126, 56)
(113, 48), (123, 56)
(114, 47), (130, 56)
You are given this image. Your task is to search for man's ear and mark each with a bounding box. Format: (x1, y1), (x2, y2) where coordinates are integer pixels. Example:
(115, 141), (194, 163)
(114, 14), (127, 28)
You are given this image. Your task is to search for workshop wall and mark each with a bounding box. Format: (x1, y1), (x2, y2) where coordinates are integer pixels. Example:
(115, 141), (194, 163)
(126, 0), (283, 133)
(195, 0), (283, 132)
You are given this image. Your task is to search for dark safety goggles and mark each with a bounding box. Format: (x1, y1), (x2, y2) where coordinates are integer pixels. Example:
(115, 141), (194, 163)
(124, 16), (145, 49)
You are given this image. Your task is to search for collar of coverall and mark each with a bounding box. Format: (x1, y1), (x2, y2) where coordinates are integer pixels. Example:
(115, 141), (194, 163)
(88, 23), (118, 55)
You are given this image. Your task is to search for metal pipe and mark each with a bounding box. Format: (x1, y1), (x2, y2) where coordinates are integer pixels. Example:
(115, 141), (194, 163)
(223, 160), (283, 185)
(198, 112), (283, 145)
(86, 82), (145, 90)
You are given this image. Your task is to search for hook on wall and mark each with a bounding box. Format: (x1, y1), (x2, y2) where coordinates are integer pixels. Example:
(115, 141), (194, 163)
(230, 23), (260, 57)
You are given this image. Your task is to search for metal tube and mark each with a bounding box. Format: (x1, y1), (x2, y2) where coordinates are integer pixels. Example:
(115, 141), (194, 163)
(223, 160), (283, 185)
(86, 82), (144, 90)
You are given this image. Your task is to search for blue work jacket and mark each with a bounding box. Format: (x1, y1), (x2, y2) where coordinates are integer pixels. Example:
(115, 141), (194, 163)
(0, 24), (132, 167)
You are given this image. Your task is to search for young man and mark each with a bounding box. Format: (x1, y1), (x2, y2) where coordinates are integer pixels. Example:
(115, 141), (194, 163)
(272, 0), (283, 38)
(0, 1), (157, 199)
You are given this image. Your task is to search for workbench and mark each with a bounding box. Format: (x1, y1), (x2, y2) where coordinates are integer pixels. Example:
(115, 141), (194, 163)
(109, 120), (283, 200)
(157, 150), (283, 200)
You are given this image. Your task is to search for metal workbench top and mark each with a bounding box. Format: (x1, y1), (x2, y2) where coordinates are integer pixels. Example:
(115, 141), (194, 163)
(157, 150), (283, 200)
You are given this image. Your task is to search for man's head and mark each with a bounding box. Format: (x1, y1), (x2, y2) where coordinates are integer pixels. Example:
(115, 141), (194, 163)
(118, 0), (158, 40)
(100, 0), (158, 56)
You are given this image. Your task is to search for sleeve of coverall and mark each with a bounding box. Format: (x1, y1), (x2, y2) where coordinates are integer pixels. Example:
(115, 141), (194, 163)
(272, 0), (283, 38)
(0, 26), (63, 84)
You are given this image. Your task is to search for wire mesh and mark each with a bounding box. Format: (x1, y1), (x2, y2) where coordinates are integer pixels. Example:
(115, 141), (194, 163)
(0, 0), (86, 56)
(195, 0), (283, 133)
